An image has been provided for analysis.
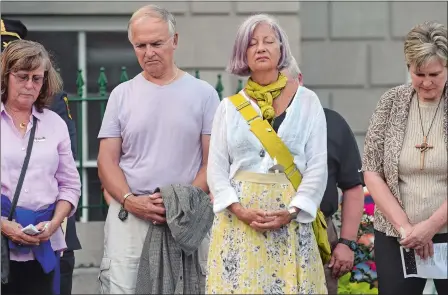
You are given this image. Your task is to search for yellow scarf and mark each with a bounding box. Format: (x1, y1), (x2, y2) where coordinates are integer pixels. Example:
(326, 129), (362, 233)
(244, 72), (288, 121)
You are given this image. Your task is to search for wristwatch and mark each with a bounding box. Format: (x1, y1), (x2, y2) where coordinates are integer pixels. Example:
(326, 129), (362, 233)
(338, 238), (358, 251)
(288, 207), (299, 220)
(118, 192), (134, 222)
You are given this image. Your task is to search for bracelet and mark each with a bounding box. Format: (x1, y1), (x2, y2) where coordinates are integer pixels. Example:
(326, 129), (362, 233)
(122, 192), (134, 208)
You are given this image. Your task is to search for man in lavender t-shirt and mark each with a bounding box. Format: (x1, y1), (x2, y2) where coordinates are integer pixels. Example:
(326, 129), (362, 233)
(96, 4), (220, 294)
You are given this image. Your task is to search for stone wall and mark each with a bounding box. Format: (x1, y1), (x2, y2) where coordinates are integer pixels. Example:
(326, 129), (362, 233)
(300, 1), (447, 152)
(1, 0), (301, 99)
(1, 1), (446, 294)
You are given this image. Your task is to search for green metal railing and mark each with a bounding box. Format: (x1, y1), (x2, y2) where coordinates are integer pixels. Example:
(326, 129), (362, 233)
(69, 67), (244, 220)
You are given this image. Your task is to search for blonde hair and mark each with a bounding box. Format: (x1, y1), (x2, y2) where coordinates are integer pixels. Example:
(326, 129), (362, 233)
(404, 21), (447, 69)
(127, 4), (176, 42)
(1, 39), (62, 112)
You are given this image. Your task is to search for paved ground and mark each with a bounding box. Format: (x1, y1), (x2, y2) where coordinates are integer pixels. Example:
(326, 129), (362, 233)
(70, 220), (437, 295)
(72, 268), (100, 294)
(71, 268), (437, 295)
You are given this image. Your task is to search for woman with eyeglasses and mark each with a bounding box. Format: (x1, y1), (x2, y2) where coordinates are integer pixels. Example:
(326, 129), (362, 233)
(1, 39), (81, 295)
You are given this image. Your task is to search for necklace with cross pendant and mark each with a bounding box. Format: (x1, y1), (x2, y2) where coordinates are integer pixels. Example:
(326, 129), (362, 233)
(415, 136), (433, 170)
(414, 94), (442, 170)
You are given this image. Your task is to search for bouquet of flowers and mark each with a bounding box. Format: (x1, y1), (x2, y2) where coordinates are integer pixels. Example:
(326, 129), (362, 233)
(337, 187), (378, 294)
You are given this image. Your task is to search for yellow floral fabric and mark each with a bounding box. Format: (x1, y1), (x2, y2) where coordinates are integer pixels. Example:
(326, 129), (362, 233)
(206, 171), (327, 294)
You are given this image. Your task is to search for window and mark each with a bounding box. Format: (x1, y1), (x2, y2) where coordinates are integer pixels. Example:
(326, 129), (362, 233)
(86, 32), (141, 161)
(26, 32), (78, 95)
(86, 32), (141, 94)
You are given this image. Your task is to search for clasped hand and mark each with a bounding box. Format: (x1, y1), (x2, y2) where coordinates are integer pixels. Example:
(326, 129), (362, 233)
(400, 220), (438, 260)
(328, 243), (354, 278)
(1, 220), (40, 246)
(35, 221), (56, 241)
(238, 208), (293, 232)
(1, 219), (59, 246)
(125, 193), (166, 224)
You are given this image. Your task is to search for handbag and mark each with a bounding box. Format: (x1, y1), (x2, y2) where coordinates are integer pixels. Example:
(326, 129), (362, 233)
(1, 117), (38, 284)
(228, 93), (332, 264)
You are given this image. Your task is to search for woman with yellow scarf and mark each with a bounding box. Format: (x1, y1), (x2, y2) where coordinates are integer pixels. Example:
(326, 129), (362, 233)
(206, 14), (328, 294)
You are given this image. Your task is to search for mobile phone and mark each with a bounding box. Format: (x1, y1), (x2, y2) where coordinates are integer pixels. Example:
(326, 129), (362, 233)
(21, 224), (41, 236)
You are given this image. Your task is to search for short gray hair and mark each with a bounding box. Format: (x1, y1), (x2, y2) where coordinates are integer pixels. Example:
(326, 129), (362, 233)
(128, 4), (177, 42)
(404, 21), (447, 69)
(227, 14), (293, 76)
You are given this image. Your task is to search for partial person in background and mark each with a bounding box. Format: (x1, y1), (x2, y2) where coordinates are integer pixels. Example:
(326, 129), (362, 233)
(1, 18), (82, 295)
(1, 39), (81, 295)
(283, 58), (365, 294)
(363, 21), (447, 294)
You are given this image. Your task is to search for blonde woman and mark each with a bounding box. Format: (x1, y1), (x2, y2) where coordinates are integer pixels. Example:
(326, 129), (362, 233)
(363, 21), (447, 294)
(206, 14), (328, 294)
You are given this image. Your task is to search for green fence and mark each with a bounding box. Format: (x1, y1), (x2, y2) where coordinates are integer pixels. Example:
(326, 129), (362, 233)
(69, 67), (243, 220)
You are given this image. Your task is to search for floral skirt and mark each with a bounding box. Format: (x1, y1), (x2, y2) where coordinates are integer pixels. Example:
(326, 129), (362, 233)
(206, 171), (327, 294)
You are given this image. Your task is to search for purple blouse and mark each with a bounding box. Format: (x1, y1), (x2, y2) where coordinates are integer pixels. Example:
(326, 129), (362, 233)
(1, 103), (81, 261)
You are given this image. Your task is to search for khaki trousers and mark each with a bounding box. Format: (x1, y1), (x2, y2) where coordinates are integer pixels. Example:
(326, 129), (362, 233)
(98, 199), (208, 294)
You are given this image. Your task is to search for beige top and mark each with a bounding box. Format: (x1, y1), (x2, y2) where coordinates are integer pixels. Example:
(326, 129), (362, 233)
(362, 83), (447, 237)
(399, 94), (447, 234)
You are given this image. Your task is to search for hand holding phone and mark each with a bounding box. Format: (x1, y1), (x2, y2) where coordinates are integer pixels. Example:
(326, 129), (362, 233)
(21, 224), (41, 236)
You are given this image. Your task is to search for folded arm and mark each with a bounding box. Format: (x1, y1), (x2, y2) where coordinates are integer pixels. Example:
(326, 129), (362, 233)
(207, 102), (239, 213)
(38, 129), (81, 240)
(364, 172), (409, 231)
(98, 137), (132, 204)
(55, 131), (81, 218)
(192, 135), (211, 194)
(289, 103), (328, 223)
(428, 200), (448, 231)
(362, 88), (410, 232)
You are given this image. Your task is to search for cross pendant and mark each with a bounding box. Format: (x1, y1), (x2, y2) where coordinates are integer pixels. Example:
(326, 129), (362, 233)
(415, 136), (433, 170)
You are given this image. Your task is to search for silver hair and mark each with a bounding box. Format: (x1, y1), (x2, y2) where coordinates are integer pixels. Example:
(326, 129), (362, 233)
(227, 13), (293, 76)
(128, 4), (177, 42)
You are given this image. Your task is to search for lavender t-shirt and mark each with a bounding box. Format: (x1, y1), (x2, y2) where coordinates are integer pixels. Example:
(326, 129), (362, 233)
(98, 72), (220, 194)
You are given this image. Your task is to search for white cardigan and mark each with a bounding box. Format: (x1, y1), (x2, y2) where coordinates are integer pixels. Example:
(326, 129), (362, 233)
(207, 86), (328, 223)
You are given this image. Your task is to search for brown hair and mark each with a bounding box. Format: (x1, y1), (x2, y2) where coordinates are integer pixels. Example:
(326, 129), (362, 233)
(1, 39), (62, 112)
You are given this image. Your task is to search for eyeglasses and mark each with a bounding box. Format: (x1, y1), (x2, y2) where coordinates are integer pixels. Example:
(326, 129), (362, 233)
(10, 72), (45, 85)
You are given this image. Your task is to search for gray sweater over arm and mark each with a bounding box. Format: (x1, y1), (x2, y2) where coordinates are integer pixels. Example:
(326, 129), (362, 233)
(135, 184), (214, 294)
